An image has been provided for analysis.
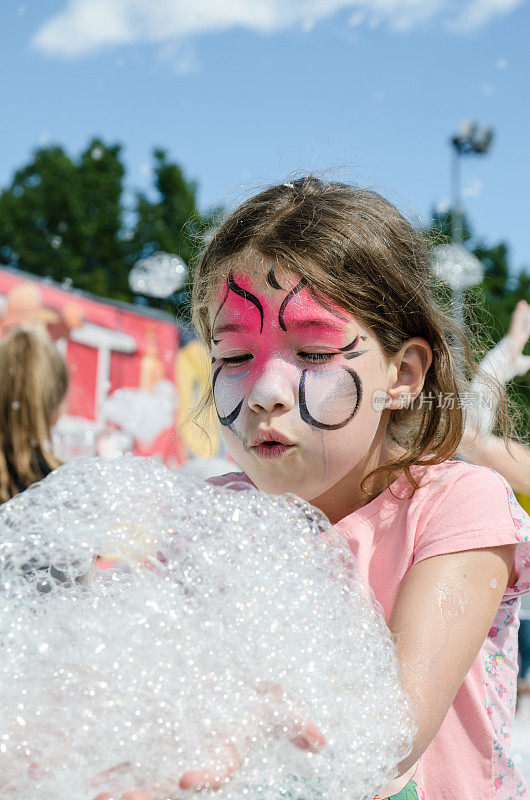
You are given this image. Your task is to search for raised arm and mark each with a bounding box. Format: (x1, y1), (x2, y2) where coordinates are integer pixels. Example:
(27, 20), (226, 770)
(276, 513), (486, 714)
(457, 432), (530, 496)
(374, 544), (514, 799)
(464, 299), (530, 437)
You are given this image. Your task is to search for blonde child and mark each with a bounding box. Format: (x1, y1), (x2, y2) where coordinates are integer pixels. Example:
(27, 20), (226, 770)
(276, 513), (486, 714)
(0, 327), (68, 503)
(97, 178), (530, 800)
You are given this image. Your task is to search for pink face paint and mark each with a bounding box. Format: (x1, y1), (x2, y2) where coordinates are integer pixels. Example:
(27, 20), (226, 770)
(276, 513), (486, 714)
(211, 271), (368, 432)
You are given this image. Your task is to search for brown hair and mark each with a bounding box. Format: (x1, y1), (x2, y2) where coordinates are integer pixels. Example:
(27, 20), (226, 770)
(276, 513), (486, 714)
(192, 176), (510, 498)
(0, 328), (68, 503)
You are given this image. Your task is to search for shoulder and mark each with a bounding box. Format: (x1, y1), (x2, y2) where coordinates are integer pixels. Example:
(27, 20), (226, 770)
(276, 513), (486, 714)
(409, 459), (528, 563)
(411, 458), (520, 526)
(411, 458), (513, 505)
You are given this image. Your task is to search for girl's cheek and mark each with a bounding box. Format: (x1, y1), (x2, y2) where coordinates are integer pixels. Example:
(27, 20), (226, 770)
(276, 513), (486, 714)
(302, 368), (362, 429)
(212, 367), (252, 420)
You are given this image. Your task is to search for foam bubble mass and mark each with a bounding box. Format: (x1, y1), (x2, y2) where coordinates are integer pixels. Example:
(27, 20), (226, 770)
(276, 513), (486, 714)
(0, 458), (415, 800)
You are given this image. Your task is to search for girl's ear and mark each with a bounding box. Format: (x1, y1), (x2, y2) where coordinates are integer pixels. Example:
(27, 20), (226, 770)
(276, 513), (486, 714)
(385, 338), (433, 410)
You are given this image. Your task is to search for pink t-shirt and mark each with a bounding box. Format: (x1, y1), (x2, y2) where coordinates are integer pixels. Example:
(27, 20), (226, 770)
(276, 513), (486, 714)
(210, 460), (530, 799)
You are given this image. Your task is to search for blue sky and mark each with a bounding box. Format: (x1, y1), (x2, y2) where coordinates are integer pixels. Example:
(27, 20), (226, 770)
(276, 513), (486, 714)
(3, 0), (530, 272)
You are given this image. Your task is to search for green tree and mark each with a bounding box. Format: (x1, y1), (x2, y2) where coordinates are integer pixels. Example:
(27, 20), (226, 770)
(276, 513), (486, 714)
(78, 140), (128, 297)
(0, 139), (129, 299)
(132, 149), (201, 264)
(129, 149), (222, 318)
(0, 139), (216, 317)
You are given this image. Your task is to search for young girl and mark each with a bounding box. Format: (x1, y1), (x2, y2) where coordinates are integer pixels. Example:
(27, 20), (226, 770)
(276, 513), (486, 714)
(99, 178), (530, 800)
(0, 327), (68, 504)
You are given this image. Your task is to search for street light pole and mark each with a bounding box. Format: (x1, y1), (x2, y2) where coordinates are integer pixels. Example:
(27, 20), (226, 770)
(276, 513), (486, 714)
(448, 120), (494, 325)
(451, 144), (463, 246)
(450, 143), (464, 324)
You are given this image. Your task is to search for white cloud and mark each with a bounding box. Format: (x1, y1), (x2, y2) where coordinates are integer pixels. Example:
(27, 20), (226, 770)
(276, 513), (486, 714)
(448, 0), (526, 31)
(156, 40), (200, 74)
(31, 0), (529, 59)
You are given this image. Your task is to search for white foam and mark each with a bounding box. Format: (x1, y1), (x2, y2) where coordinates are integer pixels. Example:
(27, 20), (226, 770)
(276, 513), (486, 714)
(0, 457), (415, 800)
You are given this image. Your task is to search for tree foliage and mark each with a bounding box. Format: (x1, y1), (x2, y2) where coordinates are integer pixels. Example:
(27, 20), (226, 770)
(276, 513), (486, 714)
(0, 139), (213, 314)
(129, 149), (222, 318)
(132, 149), (201, 266)
(0, 140), (128, 298)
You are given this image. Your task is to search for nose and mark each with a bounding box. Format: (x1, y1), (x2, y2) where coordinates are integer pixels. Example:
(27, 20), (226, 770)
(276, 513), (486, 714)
(248, 360), (296, 415)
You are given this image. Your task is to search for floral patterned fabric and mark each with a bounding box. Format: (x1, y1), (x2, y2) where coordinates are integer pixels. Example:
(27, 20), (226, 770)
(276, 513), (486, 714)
(483, 477), (530, 799)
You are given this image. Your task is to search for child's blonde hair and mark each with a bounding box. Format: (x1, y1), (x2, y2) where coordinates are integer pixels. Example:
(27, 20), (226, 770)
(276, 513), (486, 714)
(192, 177), (510, 497)
(0, 328), (68, 503)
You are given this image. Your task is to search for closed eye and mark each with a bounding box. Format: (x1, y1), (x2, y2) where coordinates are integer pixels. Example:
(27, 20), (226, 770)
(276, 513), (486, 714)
(221, 354), (253, 365)
(299, 352), (336, 363)
(220, 352), (336, 364)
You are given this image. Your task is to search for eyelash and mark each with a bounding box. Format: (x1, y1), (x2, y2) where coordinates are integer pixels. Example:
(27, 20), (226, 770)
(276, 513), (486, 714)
(221, 355), (252, 365)
(300, 352), (335, 362)
(220, 352), (336, 365)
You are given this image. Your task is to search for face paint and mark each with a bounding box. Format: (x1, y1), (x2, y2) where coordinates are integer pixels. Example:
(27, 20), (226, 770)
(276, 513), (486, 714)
(211, 272), (264, 344)
(208, 259), (394, 511)
(211, 269), (367, 434)
(299, 367), (362, 430)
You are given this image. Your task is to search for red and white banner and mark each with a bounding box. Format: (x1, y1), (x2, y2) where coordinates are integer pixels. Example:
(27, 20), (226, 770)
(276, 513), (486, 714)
(0, 266), (224, 467)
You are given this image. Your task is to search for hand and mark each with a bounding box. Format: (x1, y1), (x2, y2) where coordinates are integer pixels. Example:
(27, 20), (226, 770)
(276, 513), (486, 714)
(91, 703), (325, 800)
(179, 716), (326, 792)
(507, 300), (530, 373)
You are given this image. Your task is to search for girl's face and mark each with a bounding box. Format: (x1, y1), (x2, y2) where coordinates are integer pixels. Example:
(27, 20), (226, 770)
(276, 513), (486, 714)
(208, 256), (397, 509)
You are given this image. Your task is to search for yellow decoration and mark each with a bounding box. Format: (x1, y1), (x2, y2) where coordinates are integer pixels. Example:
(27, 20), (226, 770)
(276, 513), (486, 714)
(175, 339), (221, 458)
(516, 492), (530, 516)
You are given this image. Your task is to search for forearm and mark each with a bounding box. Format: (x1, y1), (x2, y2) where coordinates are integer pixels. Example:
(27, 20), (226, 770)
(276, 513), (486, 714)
(372, 657), (449, 798)
(375, 547), (513, 800)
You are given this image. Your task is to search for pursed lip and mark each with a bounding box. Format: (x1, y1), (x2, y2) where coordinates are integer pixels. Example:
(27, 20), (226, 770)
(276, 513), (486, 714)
(250, 428), (295, 448)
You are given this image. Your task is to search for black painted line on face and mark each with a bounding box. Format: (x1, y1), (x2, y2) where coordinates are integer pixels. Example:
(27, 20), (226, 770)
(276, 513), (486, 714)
(266, 267), (284, 291)
(211, 281), (230, 345)
(278, 278), (308, 331)
(211, 273), (366, 434)
(339, 335), (359, 352)
(299, 367), (362, 430)
(227, 272), (264, 334)
(212, 364), (244, 427)
(339, 335), (369, 360)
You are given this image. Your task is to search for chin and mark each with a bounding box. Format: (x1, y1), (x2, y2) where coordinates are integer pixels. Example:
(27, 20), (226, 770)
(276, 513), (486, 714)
(249, 470), (324, 504)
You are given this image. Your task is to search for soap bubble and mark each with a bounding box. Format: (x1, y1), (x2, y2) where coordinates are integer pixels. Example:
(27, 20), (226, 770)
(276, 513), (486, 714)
(129, 252), (187, 298)
(0, 458), (415, 800)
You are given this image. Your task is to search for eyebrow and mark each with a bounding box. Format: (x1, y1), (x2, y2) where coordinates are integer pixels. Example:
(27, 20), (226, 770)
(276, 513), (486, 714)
(289, 319), (347, 334)
(212, 319), (348, 340)
(212, 323), (248, 339)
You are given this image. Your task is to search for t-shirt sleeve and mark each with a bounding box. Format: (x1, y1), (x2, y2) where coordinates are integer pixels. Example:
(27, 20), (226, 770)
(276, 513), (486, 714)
(412, 464), (530, 598)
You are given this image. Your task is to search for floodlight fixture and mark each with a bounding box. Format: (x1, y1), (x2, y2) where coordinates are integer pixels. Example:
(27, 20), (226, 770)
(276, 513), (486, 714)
(451, 119), (494, 157)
